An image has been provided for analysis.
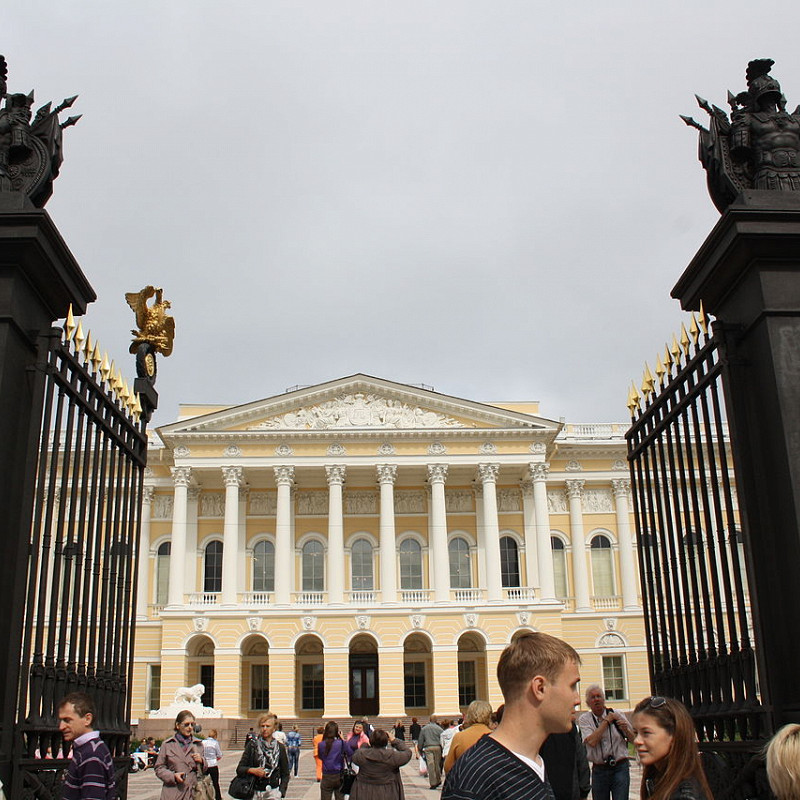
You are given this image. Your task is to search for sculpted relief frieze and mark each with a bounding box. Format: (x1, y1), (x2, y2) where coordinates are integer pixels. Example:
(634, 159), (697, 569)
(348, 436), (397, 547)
(249, 393), (470, 430)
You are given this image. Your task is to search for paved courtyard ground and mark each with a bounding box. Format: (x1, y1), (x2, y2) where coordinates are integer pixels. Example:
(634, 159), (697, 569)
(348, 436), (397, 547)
(126, 746), (642, 800)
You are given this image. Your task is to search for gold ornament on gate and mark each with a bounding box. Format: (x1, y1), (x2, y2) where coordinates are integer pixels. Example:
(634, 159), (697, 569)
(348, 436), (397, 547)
(126, 286), (175, 361)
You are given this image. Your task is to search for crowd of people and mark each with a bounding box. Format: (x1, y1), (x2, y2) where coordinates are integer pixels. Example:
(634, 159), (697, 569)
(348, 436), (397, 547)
(51, 632), (800, 800)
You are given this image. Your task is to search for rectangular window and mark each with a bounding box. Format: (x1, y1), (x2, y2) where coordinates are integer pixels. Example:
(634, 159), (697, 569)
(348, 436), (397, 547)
(403, 661), (426, 708)
(200, 665), (215, 708)
(399, 548), (423, 590)
(302, 663), (324, 710)
(148, 665), (161, 711)
(251, 664), (269, 710)
(458, 660), (477, 707)
(602, 655), (626, 701)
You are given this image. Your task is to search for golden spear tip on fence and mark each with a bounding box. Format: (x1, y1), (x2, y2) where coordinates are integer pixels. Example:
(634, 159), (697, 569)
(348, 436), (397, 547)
(100, 352), (111, 383)
(65, 305), (76, 341)
(74, 320), (85, 353)
(698, 301), (709, 335)
(133, 393), (142, 420)
(627, 382), (640, 415)
(642, 363), (655, 399)
(680, 322), (691, 355)
(655, 354), (666, 384)
(689, 313), (701, 346)
(664, 344), (673, 374)
(671, 333), (681, 363)
(83, 331), (93, 361)
(91, 342), (102, 372)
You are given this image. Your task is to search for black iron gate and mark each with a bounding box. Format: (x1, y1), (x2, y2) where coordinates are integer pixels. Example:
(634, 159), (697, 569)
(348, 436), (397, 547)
(9, 317), (148, 800)
(626, 312), (766, 798)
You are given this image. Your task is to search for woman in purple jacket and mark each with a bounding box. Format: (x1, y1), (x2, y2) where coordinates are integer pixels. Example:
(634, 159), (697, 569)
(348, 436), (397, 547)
(319, 721), (346, 800)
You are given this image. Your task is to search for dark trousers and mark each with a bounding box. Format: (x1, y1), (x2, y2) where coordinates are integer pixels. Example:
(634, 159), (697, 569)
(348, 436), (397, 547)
(321, 771), (344, 800)
(288, 747), (300, 776)
(206, 766), (222, 800)
(591, 759), (629, 800)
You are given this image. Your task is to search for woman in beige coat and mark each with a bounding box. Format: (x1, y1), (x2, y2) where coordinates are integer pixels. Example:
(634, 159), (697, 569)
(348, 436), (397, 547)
(155, 711), (207, 800)
(350, 729), (411, 800)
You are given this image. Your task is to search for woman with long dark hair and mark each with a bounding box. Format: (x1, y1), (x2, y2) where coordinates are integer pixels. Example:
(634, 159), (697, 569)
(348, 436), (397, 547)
(319, 721), (346, 800)
(632, 697), (712, 800)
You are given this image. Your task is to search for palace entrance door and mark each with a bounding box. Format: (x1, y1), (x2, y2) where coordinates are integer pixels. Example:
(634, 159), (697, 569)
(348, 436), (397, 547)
(349, 653), (379, 717)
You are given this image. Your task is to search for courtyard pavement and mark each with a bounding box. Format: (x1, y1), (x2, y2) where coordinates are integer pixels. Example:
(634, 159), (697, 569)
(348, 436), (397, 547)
(126, 747), (642, 800)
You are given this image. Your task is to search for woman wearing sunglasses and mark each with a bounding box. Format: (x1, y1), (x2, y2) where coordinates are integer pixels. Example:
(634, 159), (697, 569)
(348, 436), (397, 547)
(632, 697), (712, 800)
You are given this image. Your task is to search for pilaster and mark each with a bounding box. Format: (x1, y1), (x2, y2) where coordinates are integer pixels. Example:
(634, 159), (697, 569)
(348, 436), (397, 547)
(566, 479), (591, 611)
(323, 648), (350, 717)
(377, 647), (406, 717)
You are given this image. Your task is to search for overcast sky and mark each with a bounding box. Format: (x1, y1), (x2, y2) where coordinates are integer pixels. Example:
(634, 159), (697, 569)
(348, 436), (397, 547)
(6, 2), (800, 426)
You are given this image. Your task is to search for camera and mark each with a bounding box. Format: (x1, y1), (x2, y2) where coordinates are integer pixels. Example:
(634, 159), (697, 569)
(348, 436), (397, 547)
(604, 756), (617, 768)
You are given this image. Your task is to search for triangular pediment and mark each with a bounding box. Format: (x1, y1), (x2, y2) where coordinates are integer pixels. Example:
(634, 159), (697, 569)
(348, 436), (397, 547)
(157, 374), (561, 439)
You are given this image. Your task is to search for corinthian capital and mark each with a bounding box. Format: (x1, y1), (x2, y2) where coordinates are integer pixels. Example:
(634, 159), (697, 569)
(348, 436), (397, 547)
(142, 485), (156, 504)
(222, 466), (244, 487)
(477, 463), (500, 484)
(611, 478), (631, 497)
(565, 479), (585, 500)
(326, 464), (346, 486)
(377, 464), (397, 485)
(274, 465), (295, 486)
(528, 462), (550, 483)
(427, 464), (448, 485)
(170, 466), (193, 487)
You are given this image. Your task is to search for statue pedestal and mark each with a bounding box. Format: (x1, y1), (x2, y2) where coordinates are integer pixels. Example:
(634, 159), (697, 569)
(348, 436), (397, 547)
(673, 191), (800, 726)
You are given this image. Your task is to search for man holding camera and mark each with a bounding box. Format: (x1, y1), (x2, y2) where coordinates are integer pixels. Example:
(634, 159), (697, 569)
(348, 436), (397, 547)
(578, 684), (636, 800)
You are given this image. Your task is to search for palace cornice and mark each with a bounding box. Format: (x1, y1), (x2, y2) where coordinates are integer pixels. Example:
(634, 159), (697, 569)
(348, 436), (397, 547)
(161, 427), (559, 445)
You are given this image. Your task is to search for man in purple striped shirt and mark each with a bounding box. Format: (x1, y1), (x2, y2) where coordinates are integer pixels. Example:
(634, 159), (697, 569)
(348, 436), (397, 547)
(59, 693), (116, 800)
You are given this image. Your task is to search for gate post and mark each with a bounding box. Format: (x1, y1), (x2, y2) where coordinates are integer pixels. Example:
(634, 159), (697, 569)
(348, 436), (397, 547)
(672, 190), (800, 731)
(0, 207), (95, 788)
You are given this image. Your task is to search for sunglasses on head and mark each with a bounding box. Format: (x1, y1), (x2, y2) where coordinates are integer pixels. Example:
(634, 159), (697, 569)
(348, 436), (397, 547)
(648, 697), (666, 709)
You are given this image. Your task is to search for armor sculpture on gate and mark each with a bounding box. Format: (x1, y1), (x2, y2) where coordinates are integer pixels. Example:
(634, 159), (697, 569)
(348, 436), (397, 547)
(682, 59), (800, 212)
(0, 54), (80, 207)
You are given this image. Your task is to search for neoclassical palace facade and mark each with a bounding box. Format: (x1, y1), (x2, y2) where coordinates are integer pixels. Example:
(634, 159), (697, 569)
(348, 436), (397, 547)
(131, 374), (649, 722)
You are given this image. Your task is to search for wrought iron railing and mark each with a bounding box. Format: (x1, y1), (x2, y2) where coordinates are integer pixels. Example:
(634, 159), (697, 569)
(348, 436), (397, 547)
(626, 312), (763, 797)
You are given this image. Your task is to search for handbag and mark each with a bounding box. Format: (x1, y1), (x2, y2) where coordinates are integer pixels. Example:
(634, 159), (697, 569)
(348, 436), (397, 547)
(340, 763), (357, 795)
(228, 774), (257, 800)
(193, 774), (215, 800)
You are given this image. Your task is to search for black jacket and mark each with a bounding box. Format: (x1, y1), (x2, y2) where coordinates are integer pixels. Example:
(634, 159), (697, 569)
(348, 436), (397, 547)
(541, 724), (591, 800)
(236, 738), (290, 798)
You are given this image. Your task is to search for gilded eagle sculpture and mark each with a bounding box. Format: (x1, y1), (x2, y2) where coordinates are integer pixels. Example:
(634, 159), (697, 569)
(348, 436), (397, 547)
(126, 286), (175, 382)
(683, 59), (800, 212)
(0, 54), (80, 207)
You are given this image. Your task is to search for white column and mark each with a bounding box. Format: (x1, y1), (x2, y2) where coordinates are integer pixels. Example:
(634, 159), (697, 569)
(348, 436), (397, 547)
(613, 478), (640, 610)
(326, 465), (346, 605)
(238, 488), (248, 593)
(377, 464), (398, 604)
(530, 463), (556, 602)
(566, 479), (591, 611)
(221, 466), (244, 606)
(274, 466), (295, 605)
(478, 463), (502, 602)
(474, 487), (487, 590)
(184, 487), (200, 594)
(167, 467), (191, 608)
(427, 464), (450, 603)
(520, 479), (539, 591)
(136, 485), (155, 619)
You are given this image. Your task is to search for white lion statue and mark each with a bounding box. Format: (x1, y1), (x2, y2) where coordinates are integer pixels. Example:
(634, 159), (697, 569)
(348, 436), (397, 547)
(174, 683), (205, 705)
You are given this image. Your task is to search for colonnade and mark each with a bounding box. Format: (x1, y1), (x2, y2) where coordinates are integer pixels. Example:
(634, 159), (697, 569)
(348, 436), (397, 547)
(136, 463), (640, 617)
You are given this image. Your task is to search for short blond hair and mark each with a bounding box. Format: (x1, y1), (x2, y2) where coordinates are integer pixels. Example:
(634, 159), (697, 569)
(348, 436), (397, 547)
(464, 700), (493, 727)
(767, 724), (800, 800)
(497, 632), (580, 703)
(257, 712), (278, 726)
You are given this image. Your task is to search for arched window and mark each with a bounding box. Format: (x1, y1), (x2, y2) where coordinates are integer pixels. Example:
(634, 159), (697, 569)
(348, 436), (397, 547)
(399, 539), (423, 590)
(591, 534), (615, 597)
(156, 541), (170, 605)
(351, 539), (374, 590)
(204, 541), (223, 593)
(253, 540), (275, 593)
(500, 536), (521, 588)
(302, 540), (324, 592)
(449, 537), (472, 588)
(551, 536), (568, 599)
